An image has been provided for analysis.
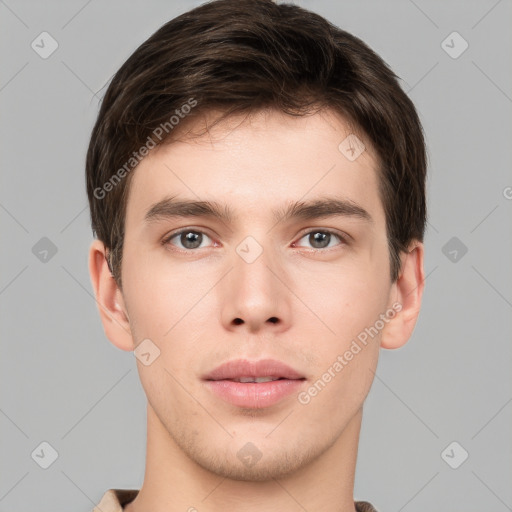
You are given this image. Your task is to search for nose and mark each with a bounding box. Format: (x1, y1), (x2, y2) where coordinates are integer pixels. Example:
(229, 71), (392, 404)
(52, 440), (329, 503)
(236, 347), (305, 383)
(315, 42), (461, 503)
(219, 240), (292, 334)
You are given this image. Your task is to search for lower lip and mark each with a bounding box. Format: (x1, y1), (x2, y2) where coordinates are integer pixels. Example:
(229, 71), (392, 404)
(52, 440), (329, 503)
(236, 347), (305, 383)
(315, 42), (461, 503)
(204, 379), (305, 408)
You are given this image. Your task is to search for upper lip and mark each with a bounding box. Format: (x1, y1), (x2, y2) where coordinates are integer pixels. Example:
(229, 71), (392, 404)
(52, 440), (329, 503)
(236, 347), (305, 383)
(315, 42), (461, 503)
(204, 358), (305, 381)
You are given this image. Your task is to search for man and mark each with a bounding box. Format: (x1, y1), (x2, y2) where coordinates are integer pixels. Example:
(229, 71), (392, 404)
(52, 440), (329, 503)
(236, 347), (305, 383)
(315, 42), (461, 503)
(86, 0), (426, 510)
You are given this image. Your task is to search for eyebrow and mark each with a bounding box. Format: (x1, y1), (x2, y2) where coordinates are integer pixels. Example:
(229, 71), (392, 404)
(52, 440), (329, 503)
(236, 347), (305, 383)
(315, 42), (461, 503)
(144, 194), (373, 226)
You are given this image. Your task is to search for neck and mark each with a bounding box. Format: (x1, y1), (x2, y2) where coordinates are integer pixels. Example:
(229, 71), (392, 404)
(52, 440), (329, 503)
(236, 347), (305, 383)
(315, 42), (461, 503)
(125, 404), (362, 512)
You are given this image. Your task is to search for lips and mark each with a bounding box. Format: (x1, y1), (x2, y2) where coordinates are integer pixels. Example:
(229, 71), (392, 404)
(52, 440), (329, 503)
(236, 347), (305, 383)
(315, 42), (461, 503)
(203, 359), (306, 409)
(203, 358), (305, 382)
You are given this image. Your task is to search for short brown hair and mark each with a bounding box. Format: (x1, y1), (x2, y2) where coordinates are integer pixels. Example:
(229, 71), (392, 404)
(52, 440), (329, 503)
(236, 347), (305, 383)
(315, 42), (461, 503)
(86, 0), (427, 288)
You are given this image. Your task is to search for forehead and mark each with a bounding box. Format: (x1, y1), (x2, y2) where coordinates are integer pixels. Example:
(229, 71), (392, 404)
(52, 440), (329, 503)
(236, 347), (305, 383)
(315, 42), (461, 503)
(124, 108), (385, 230)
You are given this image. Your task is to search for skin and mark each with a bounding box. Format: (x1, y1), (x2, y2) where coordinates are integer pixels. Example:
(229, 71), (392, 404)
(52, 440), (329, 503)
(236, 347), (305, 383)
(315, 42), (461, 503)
(89, 108), (424, 512)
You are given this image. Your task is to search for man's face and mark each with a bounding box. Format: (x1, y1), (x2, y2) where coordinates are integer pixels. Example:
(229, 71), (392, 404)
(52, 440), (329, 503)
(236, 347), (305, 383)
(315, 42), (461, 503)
(118, 109), (396, 480)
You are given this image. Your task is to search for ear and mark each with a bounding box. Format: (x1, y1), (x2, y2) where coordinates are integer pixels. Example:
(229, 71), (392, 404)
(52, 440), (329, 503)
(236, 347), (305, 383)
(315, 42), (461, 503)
(380, 241), (425, 350)
(88, 239), (134, 352)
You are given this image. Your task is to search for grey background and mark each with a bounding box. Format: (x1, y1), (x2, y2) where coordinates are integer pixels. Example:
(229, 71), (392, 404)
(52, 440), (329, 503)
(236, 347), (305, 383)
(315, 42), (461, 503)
(1, 0), (511, 510)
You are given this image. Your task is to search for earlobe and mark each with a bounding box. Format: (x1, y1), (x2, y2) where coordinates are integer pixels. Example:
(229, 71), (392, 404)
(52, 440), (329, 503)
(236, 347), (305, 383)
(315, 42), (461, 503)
(88, 239), (134, 352)
(380, 241), (425, 350)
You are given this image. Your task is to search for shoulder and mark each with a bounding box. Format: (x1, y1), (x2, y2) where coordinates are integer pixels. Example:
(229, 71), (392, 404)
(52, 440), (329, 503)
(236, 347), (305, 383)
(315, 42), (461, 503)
(355, 500), (379, 512)
(92, 489), (139, 512)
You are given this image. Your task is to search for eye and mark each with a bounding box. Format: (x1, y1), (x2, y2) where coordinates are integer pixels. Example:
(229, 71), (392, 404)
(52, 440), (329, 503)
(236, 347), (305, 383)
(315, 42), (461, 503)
(162, 227), (347, 252)
(163, 229), (215, 251)
(293, 229), (347, 250)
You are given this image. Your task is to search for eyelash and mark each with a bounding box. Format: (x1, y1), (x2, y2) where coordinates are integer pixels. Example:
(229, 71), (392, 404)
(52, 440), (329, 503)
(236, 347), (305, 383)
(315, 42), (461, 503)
(161, 227), (348, 252)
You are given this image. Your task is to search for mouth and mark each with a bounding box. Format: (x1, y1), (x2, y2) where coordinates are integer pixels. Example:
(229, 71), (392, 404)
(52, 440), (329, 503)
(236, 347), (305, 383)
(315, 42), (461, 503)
(203, 358), (305, 381)
(219, 376), (291, 383)
(203, 359), (306, 408)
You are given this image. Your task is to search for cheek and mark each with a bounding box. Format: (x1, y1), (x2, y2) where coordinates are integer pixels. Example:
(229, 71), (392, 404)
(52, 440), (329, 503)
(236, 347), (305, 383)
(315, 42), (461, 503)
(291, 263), (387, 396)
(295, 260), (389, 341)
(306, 349), (378, 428)
(137, 362), (197, 428)
(122, 247), (204, 337)
(298, 283), (381, 417)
